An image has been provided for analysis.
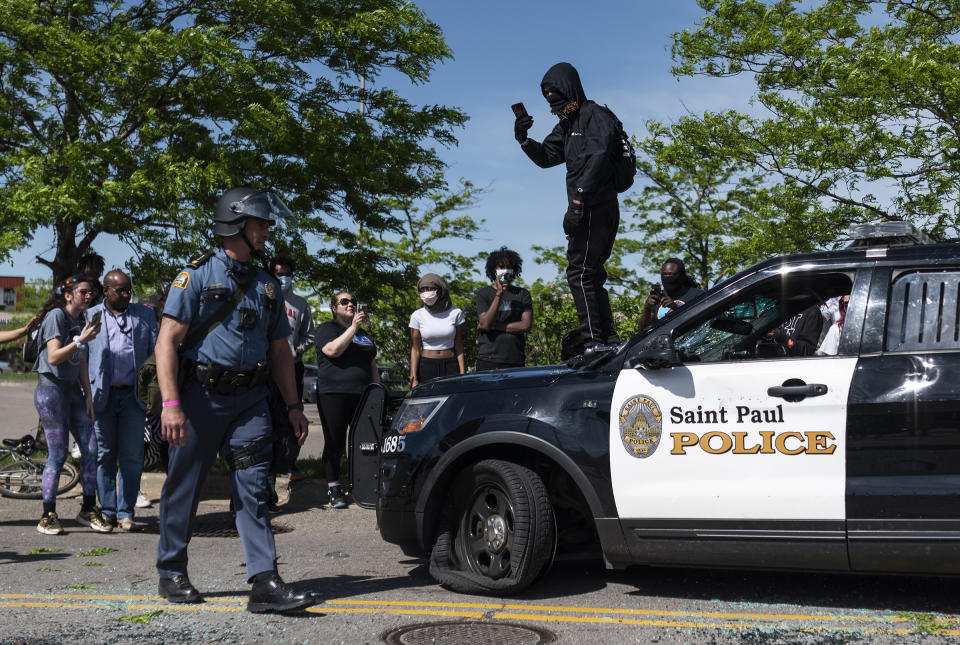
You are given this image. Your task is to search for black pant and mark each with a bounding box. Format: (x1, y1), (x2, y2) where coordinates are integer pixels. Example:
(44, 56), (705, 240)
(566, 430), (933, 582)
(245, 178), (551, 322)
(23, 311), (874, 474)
(417, 356), (459, 383)
(316, 392), (361, 484)
(566, 198), (619, 345)
(476, 358), (523, 372)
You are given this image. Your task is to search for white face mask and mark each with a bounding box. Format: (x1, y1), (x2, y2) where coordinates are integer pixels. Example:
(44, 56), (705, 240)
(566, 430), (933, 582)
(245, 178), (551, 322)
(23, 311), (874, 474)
(278, 275), (293, 293)
(420, 290), (439, 306)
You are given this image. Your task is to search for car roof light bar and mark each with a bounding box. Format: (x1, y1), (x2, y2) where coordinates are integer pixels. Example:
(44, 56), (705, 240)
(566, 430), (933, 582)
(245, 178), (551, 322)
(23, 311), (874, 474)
(845, 221), (937, 248)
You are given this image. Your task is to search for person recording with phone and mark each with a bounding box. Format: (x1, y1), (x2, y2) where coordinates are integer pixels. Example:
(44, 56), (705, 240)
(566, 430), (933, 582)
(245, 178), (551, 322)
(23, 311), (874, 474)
(314, 291), (379, 510)
(476, 247), (533, 371)
(639, 258), (705, 330)
(513, 61), (623, 352)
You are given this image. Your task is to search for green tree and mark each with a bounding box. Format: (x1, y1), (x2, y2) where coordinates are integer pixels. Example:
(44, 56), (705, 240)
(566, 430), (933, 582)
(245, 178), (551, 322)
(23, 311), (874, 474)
(0, 0), (465, 285)
(669, 0), (960, 243)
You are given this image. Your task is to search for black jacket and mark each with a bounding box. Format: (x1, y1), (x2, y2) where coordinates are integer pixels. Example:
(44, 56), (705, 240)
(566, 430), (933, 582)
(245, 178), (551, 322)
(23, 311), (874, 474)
(521, 62), (619, 206)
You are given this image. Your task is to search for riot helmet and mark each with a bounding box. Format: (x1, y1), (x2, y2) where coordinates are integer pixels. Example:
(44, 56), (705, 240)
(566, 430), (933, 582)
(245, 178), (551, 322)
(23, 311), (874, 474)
(213, 187), (293, 237)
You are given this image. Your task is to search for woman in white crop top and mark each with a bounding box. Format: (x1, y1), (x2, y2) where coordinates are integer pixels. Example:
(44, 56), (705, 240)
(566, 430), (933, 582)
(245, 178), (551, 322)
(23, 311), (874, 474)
(409, 273), (465, 387)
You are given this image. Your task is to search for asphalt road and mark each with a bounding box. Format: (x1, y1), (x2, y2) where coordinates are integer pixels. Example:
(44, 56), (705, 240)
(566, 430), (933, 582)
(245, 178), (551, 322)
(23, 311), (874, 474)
(1, 380), (959, 644)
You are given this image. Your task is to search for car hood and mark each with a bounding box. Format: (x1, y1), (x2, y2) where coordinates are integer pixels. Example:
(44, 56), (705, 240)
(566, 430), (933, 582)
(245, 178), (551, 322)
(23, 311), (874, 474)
(410, 365), (572, 396)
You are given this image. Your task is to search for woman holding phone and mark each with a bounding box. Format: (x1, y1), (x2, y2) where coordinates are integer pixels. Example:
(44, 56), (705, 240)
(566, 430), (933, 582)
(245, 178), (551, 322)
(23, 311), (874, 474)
(33, 274), (111, 535)
(314, 291), (380, 509)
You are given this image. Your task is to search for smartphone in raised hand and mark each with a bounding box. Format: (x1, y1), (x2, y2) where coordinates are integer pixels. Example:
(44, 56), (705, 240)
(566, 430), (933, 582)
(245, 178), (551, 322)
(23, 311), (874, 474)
(89, 311), (102, 326)
(511, 102), (528, 119)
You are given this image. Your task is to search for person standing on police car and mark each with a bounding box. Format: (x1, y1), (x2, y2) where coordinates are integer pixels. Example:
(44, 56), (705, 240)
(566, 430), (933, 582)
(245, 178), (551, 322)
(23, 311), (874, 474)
(410, 273), (465, 387)
(270, 254), (315, 480)
(86, 270), (159, 532)
(515, 62), (621, 350)
(154, 187), (312, 613)
(314, 291), (380, 509)
(639, 258), (705, 329)
(476, 247), (533, 371)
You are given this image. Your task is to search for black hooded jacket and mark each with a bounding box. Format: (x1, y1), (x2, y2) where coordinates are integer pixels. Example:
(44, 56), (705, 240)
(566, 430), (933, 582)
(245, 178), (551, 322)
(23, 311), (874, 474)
(521, 62), (619, 206)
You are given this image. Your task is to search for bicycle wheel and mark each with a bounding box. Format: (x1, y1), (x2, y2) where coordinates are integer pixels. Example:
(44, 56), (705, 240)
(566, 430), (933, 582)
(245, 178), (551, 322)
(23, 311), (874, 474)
(0, 458), (79, 499)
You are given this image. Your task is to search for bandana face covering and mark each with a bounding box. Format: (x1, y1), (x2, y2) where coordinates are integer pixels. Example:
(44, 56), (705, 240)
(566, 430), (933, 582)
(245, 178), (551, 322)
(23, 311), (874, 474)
(420, 290), (438, 306)
(278, 275), (293, 293)
(661, 273), (685, 299)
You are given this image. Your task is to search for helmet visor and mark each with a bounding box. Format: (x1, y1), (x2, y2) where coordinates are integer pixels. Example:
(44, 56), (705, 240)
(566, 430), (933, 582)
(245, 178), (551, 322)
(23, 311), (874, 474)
(229, 191), (294, 224)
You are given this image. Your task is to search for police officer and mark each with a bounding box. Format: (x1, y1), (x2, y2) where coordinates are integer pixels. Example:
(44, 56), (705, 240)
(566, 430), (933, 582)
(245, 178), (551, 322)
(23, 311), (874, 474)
(155, 187), (311, 613)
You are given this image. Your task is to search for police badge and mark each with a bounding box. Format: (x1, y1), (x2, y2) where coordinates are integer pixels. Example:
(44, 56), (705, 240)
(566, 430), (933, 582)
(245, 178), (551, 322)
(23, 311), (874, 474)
(618, 395), (663, 458)
(264, 281), (277, 300)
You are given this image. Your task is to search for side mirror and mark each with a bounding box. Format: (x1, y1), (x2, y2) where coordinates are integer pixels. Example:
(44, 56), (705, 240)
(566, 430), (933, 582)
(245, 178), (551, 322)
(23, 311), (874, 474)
(626, 333), (679, 370)
(709, 317), (753, 335)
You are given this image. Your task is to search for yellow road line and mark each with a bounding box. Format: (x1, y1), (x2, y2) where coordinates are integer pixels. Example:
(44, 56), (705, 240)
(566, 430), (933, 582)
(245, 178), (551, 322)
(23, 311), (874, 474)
(326, 598), (912, 624)
(311, 607), (485, 619)
(127, 603), (243, 613)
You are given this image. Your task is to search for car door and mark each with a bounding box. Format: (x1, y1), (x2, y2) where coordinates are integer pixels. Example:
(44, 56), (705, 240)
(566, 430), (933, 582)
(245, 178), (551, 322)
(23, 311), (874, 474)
(348, 383), (389, 509)
(846, 266), (960, 573)
(610, 268), (867, 570)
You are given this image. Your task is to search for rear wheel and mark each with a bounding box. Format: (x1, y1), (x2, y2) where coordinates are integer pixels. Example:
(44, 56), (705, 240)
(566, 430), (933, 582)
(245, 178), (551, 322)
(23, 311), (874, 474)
(429, 459), (556, 595)
(0, 458), (79, 499)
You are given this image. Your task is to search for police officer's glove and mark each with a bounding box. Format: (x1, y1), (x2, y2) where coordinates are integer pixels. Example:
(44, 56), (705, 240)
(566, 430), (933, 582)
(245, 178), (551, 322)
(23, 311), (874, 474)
(514, 114), (533, 143)
(563, 202), (584, 236)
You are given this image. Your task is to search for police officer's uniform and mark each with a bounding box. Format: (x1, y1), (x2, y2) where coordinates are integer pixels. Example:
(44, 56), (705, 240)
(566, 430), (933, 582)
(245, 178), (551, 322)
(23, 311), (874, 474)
(156, 247), (288, 583)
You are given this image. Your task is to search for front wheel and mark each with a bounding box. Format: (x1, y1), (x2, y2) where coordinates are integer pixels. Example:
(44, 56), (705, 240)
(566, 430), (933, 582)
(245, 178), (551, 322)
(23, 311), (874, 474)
(0, 458), (80, 499)
(429, 459), (556, 595)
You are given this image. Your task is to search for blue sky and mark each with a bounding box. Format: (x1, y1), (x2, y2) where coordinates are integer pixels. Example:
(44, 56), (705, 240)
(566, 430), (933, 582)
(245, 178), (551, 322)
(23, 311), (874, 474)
(3, 1), (752, 287)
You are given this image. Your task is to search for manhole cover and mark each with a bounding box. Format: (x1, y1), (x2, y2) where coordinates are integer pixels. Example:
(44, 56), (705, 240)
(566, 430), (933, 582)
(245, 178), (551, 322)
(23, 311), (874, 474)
(383, 621), (554, 645)
(193, 520), (293, 538)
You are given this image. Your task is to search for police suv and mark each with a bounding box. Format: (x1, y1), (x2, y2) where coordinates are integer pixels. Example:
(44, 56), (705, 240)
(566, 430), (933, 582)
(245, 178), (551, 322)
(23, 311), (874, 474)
(349, 223), (960, 595)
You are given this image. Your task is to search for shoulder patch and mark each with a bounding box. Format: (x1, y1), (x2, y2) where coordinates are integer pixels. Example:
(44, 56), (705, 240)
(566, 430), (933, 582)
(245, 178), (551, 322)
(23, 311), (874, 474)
(171, 271), (190, 290)
(186, 251), (214, 269)
(264, 280), (277, 300)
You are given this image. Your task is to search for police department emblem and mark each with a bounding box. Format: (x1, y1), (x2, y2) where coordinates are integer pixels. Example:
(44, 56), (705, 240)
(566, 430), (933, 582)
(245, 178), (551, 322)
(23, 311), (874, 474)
(264, 281), (277, 300)
(171, 271), (189, 290)
(618, 395), (663, 459)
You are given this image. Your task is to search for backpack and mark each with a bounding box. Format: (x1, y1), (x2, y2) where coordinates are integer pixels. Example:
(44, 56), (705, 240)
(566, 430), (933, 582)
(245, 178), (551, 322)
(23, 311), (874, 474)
(22, 325), (41, 368)
(599, 104), (637, 193)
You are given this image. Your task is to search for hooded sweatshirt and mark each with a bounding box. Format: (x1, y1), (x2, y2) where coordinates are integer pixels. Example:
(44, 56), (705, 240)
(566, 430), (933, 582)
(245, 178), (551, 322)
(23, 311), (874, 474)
(521, 62), (620, 206)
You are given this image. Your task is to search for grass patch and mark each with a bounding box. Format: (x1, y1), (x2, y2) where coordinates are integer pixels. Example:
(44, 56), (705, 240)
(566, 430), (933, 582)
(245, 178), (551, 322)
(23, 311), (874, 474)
(83, 562), (105, 567)
(66, 583), (96, 590)
(0, 371), (37, 382)
(901, 612), (948, 634)
(36, 567), (60, 572)
(27, 547), (62, 554)
(112, 609), (163, 624)
(77, 547), (117, 557)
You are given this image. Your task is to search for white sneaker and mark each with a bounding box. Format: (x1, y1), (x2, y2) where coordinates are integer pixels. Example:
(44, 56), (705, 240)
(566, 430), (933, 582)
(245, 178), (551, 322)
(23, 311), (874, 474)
(70, 443), (81, 459)
(136, 491), (151, 508)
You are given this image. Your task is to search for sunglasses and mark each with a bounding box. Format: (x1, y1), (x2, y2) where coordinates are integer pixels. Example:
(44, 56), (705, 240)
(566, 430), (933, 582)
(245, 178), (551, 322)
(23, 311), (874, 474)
(75, 289), (95, 296)
(339, 298), (357, 306)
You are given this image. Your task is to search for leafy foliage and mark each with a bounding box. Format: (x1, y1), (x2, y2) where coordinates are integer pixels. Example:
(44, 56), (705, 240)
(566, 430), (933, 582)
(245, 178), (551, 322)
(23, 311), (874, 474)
(667, 0), (960, 248)
(0, 0), (466, 288)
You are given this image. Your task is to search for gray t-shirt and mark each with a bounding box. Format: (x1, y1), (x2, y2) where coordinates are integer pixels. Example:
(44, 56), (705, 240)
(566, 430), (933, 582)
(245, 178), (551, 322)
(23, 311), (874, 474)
(35, 308), (85, 382)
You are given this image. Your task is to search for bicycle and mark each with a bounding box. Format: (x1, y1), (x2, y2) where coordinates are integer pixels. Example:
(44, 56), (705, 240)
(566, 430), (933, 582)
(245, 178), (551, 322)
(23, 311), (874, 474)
(0, 434), (79, 499)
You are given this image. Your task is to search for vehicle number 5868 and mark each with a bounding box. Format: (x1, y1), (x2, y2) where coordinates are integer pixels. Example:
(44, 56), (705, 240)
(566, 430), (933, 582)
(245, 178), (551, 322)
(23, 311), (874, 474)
(381, 435), (406, 454)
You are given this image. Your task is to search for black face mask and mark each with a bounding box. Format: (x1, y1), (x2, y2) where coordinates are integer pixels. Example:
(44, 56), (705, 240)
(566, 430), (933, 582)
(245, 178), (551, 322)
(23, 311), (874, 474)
(661, 274), (685, 298)
(548, 94), (568, 114)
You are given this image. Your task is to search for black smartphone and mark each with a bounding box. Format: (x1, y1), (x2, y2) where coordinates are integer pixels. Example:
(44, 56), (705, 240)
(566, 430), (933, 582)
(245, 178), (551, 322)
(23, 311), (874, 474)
(89, 311), (102, 326)
(511, 102), (528, 119)
(650, 284), (663, 297)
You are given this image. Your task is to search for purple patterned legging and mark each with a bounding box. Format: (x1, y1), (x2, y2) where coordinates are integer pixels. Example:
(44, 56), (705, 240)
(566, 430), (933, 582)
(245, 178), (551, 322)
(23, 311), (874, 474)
(34, 381), (97, 503)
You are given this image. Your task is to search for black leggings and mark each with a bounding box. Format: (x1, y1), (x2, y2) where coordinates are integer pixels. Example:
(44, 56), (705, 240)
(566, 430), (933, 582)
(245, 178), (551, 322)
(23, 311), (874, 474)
(316, 392), (361, 484)
(417, 356), (460, 383)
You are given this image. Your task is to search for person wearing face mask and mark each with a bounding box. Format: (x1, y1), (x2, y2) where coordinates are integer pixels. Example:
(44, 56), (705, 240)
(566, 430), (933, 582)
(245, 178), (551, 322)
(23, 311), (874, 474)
(817, 295), (850, 356)
(314, 291), (379, 509)
(409, 274), (465, 387)
(639, 258), (705, 330)
(476, 247), (533, 371)
(514, 61), (622, 351)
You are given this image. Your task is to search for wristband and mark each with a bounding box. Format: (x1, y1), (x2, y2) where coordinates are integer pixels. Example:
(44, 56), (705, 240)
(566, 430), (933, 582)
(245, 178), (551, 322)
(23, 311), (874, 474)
(286, 402), (304, 412)
(162, 400), (180, 408)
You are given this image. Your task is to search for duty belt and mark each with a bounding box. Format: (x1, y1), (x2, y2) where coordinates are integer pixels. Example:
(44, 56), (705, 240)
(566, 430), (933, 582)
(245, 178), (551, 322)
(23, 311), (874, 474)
(191, 361), (272, 395)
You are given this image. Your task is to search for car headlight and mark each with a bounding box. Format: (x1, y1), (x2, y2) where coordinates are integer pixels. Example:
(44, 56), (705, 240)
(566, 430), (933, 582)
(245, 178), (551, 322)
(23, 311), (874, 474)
(391, 396), (448, 435)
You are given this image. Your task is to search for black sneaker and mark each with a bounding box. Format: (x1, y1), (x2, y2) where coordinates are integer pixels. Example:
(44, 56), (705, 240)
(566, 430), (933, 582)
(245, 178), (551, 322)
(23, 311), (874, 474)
(327, 485), (348, 509)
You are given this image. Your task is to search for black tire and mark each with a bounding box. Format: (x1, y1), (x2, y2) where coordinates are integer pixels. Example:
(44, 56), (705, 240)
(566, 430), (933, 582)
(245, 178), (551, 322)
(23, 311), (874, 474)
(428, 459), (556, 596)
(0, 458), (80, 499)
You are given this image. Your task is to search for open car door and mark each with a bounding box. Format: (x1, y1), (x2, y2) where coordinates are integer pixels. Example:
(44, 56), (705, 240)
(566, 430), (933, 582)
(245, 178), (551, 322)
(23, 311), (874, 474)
(348, 383), (389, 509)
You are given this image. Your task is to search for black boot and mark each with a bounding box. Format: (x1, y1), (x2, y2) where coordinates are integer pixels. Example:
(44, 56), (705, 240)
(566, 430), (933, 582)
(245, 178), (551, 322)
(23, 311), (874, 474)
(247, 571), (312, 613)
(158, 574), (201, 604)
